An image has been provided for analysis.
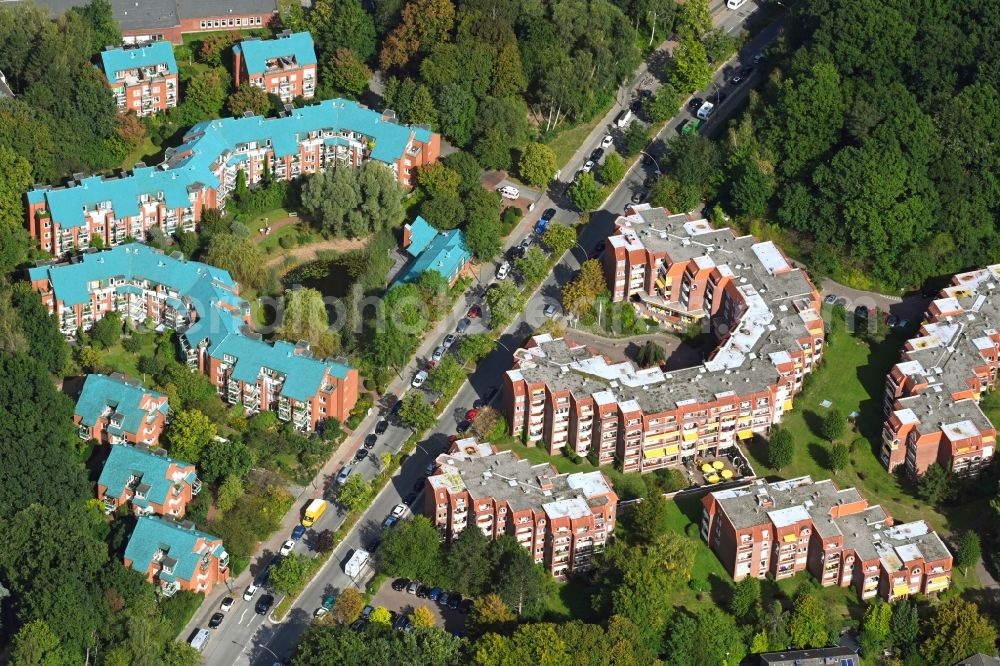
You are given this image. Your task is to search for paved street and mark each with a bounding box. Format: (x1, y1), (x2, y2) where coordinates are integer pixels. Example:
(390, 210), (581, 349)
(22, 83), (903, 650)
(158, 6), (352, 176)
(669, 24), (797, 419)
(188, 5), (780, 663)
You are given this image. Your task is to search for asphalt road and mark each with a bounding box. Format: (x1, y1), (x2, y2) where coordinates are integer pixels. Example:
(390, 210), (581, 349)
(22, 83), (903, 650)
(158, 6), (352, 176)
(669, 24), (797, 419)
(193, 6), (780, 664)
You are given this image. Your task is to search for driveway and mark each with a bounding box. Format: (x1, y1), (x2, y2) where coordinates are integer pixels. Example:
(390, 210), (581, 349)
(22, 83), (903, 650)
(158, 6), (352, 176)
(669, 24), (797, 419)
(370, 581), (467, 633)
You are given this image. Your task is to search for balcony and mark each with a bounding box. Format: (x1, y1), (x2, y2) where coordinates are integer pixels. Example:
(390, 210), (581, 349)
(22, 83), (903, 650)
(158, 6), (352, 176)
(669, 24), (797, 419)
(160, 580), (180, 597)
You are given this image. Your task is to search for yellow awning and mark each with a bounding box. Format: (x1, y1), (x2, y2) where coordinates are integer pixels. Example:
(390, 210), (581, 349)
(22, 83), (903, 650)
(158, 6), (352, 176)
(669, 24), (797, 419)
(782, 534), (797, 543)
(928, 576), (949, 586)
(783, 399), (793, 410)
(683, 430), (698, 442)
(655, 278), (666, 290)
(663, 444), (679, 455)
(643, 448), (666, 459)
(737, 429), (753, 440)
(956, 446), (970, 454)
(984, 435), (995, 443)
(892, 583), (909, 596)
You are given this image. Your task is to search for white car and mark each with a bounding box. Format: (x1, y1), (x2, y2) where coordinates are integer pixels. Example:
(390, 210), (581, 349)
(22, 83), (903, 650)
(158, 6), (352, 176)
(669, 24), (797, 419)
(496, 261), (511, 281)
(411, 370), (428, 388)
(432, 345), (446, 362)
(314, 607), (329, 618)
(390, 504), (406, 519)
(497, 185), (520, 199)
(443, 333), (457, 349)
(243, 584), (258, 601)
(582, 160), (595, 172)
(696, 101), (716, 120)
(601, 135), (614, 148)
(279, 539), (295, 556)
(220, 597), (235, 612)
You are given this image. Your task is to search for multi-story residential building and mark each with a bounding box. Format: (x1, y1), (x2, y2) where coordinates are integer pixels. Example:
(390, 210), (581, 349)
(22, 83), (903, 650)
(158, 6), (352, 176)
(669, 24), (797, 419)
(25, 99), (441, 256)
(397, 215), (473, 286)
(757, 647), (859, 666)
(29, 244), (359, 432)
(32, 0), (278, 45)
(701, 476), (953, 602)
(74, 373), (169, 445)
(97, 443), (201, 517)
(233, 31), (317, 102)
(100, 42), (178, 117)
(425, 439), (618, 579)
(503, 210), (822, 474)
(882, 265), (1000, 478)
(124, 515), (229, 596)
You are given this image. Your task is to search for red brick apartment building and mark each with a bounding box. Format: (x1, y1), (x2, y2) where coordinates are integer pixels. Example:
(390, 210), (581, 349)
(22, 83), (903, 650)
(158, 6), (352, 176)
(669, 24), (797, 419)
(97, 443), (202, 518)
(124, 516), (229, 596)
(26, 99), (440, 256)
(702, 476), (953, 602)
(882, 265), (1000, 478)
(233, 31), (317, 102)
(73, 373), (169, 445)
(503, 207), (824, 474)
(29, 244), (360, 432)
(99, 42), (178, 117)
(425, 438), (617, 579)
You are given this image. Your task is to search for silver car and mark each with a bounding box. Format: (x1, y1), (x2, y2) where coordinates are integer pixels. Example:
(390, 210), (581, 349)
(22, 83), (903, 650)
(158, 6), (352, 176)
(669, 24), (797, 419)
(432, 345), (446, 362)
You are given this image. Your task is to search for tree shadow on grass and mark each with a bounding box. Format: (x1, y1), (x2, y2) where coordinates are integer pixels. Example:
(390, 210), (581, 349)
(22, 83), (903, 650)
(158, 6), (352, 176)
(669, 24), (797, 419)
(803, 410), (826, 439)
(807, 441), (831, 470)
(708, 573), (732, 607)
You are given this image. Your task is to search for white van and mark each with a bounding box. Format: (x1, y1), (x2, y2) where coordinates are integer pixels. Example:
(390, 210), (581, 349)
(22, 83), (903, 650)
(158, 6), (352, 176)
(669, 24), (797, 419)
(614, 109), (633, 128)
(696, 101), (716, 120)
(726, 0), (747, 9)
(188, 628), (210, 652)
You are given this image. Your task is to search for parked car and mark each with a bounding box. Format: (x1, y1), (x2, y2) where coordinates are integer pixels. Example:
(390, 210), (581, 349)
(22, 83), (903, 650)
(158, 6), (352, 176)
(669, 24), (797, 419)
(465, 408), (479, 421)
(375, 419), (388, 435)
(519, 237), (532, 252)
(482, 386), (499, 403)
(392, 578), (410, 591)
(390, 504), (406, 519)
(389, 398), (403, 416)
(457, 420), (471, 433)
(467, 304), (482, 318)
(411, 370), (428, 388)
(687, 97), (704, 112)
(630, 190), (647, 204)
(496, 261), (511, 281)
(255, 594), (274, 615)
(430, 587), (443, 601)
(382, 514), (399, 530)
(279, 539), (295, 556)
(438, 592), (451, 607)
(589, 147), (604, 162)
(447, 594), (461, 610)
(696, 101), (716, 120)
(413, 478), (426, 492)
(432, 345), (446, 362)
(291, 524), (306, 541)
(243, 584), (258, 601)
(425, 462), (437, 475)
(601, 134), (614, 148)
(582, 159), (595, 173)
(403, 491), (418, 506)
(209, 612), (225, 629)
(362, 434), (376, 450)
(730, 69), (746, 85)
(824, 294), (837, 305)
(752, 52), (763, 64)
(407, 580), (420, 595)
(540, 207), (557, 222)
(456, 318), (471, 334)
(417, 585), (431, 598)
(354, 448), (369, 463)
(220, 597), (235, 612)
(361, 605), (375, 620)
(855, 305), (870, 319)
(544, 303), (558, 317)
(335, 466), (353, 485)
(497, 185), (520, 199)
(350, 619), (366, 631)
(443, 333), (457, 349)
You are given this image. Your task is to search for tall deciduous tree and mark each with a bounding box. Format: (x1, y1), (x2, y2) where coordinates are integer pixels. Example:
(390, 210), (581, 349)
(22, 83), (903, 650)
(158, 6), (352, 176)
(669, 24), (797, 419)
(922, 598), (998, 666)
(166, 409), (216, 463)
(789, 592), (829, 648)
(399, 392), (436, 431)
(955, 531), (981, 575)
(567, 172), (606, 211)
(517, 142), (557, 187)
(301, 162), (404, 238)
(277, 287), (339, 358)
(204, 233), (265, 288)
(671, 37), (712, 93)
(767, 426), (794, 470)
(328, 48), (372, 99)
(541, 223), (576, 258)
(379, 0), (456, 70)
(331, 587), (364, 625)
(227, 83), (270, 117)
(308, 0), (377, 63)
(377, 515), (441, 580)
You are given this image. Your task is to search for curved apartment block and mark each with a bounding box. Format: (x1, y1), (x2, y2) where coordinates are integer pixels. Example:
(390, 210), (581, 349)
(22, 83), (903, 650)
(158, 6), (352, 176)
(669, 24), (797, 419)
(882, 265), (999, 478)
(503, 207), (824, 474)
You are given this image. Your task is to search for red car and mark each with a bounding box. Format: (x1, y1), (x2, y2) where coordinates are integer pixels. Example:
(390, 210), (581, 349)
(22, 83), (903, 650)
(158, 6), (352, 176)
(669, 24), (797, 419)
(465, 409), (479, 421)
(467, 304), (482, 318)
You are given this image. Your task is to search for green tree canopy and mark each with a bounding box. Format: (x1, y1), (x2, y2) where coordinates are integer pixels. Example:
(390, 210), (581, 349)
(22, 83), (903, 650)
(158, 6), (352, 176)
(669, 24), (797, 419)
(301, 162), (405, 238)
(518, 142), (558, 187)
(377, 515), (442, 580)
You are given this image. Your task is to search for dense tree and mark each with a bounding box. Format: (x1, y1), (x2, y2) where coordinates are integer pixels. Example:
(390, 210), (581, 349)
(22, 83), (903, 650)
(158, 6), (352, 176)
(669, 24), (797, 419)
(922, 598), (998, 666)
(435, 84), (477, 146)
(671, 37), (712, 94)
(0, 144), (31, 229)
(628, 494), (669, 543)
(227, 83), (270, 117)
(421, 194), (464, 230)
(446, 523), (491, 595)
(598, 153), (626, 185)
(10, 619), (69, 666)
(636, 340), (666, 368)
(378, 515), (442, 581)
(458, 333), (496, 365)
(379, 0), (456, 70)
(426, 354), (466, 396)
(468, 594), (515, 637)
(492, 42), (527, 97)
(399, 392), (436, 431)
(518, 142), (558, 187)
(10, 283), (68, 373)
(541, 223), (576, 258)
(328, 48), (372, 99)
(955, 531), (982, 575)
(308, 0), (377, 63)
(417, 163), (461, 199)
(492, 539), (547, 615)
(889, 599), (919, 658)
(917, 462), (954, 504)
(767, 426), (794, 470)
(301, 162), (404, 238)
(204, 233), (265, 288)
(567, 173), (607, 211)
(337, 474), (375, 513)
(729, 575), (761, 622)
(89, 311), (122, 349)
(819, 407), (847, 441)
(515, 247), (548, 286)
(465, 214), (503, 262)
(663, 607), (746, 666)
(270, 554), (314, 596)
(369, 607), (392, 626)
(166, 409), (216, 463)
(562, 260), (607, 317)
(860, 600), (892, 658)
(331, 587), (364, 625)
(277, 287), (339, 358)
(828, 442), (850, 472)
(199, 438), (256, 485)
(788, 592), (829, 649)
(677, 0), (711, 39)
(483, 279), (523, 329)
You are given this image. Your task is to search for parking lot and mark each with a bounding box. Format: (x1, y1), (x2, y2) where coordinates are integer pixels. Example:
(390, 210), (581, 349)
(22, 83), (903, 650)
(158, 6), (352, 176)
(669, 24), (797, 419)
(370, 580), (467, 633)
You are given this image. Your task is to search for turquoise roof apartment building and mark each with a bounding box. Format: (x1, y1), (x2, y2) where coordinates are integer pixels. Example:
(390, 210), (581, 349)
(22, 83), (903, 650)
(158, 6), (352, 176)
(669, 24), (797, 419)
(99, 41), (178, 117)
(398, 216), (473, 286)
(74, 373), (170, 445)
(97, 443), (201, 518)
(25, 98), (441, 255)
(30, 244), (360, 432)
(233, 31), (317, 102)
(124, 516), (228, 596)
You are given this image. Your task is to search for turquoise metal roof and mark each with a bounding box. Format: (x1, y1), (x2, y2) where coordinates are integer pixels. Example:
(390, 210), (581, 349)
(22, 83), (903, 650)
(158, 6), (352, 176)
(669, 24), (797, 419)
(29, 98), (432, 230)
(233, 31), (316, 75)
(124, 516), (225, 583)
(34, 244), (353, 404)
(100, 42), (178, 82)
(397, 226), (472, 285)
(75, 373), (168, 437)
(98, 444), (195, 506)
(405, 216), (437, 257)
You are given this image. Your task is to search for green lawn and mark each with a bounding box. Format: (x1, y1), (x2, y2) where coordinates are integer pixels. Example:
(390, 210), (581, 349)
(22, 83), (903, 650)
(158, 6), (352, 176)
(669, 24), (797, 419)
(545, 116), (608, 170)
(120, 135), (163, 171)
(97, 334), (156, 379)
